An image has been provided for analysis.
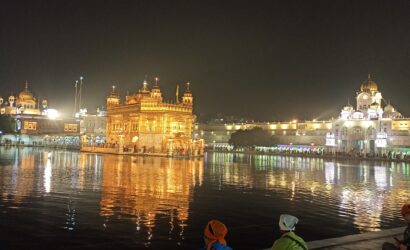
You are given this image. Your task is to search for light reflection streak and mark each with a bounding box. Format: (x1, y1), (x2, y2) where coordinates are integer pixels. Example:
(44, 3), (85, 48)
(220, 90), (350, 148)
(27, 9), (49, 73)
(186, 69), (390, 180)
(44, 159), (51, 193)
(99, 155), (203, 243)
(374, 166), (389, 188)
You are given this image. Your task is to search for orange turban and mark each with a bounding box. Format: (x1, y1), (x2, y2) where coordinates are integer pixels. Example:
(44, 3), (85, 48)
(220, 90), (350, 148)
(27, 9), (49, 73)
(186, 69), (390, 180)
(204, 220), (228, 250)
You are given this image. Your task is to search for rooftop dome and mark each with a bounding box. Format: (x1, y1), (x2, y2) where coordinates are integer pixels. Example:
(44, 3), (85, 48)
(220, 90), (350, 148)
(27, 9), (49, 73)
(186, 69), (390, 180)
(108, 85), (119, 98)
(152, 77), (161, 91)
(384, 104), (395, 113)
(18, 82), (34, 101)
(183, 82), (192, 96)
(342, 99), (354, 111)
(343, 103), (354, 111)
(360, 74), (378, 93)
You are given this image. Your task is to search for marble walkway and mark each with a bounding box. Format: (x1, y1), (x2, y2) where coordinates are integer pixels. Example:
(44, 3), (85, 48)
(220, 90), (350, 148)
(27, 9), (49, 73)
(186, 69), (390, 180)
(308, 227), (404, 250)
(263, 227), (404, 250)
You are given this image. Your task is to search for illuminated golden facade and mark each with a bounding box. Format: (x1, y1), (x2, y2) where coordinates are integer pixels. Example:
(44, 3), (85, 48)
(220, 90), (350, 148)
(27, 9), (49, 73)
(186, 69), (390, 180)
(105, 80), (203, 156)
(0, 81), (44, 115)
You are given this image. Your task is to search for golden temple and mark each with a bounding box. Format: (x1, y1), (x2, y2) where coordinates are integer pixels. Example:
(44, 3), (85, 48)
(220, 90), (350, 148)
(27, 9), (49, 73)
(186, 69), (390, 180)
(102, 79), (203, 156)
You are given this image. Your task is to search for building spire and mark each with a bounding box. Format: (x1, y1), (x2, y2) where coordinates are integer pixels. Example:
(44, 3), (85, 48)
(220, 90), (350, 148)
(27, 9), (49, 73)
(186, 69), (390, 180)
(25, 80), (29, 90)
(176, 84), (179, 104)
(154, 77), (159, 87)
(186, 82), (190, 92)
(109, 85), (119, 98)
(368, 73), (371, 80)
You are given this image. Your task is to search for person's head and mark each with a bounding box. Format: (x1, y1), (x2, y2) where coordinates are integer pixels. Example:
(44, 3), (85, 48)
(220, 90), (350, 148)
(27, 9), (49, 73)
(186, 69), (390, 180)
(203, 220), (228, 250)
(401, 203), (410, 223)
(279, 214), (299, 233)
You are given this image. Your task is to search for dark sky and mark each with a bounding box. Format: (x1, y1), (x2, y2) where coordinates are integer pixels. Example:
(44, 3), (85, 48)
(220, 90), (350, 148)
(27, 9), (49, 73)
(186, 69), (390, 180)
(1, 0), (410, 121)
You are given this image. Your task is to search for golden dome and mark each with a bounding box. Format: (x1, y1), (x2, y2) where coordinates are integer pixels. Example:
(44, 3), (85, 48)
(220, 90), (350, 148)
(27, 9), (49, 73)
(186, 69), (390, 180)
(360, 74), (378, 93)
(19, 82), (34, 101)
(152, 77), (161, 91)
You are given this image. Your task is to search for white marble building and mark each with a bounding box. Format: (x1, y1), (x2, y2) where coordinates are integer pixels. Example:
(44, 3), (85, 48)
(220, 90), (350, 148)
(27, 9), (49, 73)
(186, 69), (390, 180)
(195, 75), (410, 155)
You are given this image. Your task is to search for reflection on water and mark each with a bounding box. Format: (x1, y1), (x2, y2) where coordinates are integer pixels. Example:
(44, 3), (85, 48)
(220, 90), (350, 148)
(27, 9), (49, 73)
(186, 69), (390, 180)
(0, 147), (409, 249)
(206, 152), (410, 237)
(100, 155), (203, 246)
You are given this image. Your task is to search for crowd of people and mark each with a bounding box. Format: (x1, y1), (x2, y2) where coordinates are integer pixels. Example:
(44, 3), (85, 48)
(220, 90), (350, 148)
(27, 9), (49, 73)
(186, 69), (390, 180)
(201, 203), (410, 250)
(210, 145), (410, 162)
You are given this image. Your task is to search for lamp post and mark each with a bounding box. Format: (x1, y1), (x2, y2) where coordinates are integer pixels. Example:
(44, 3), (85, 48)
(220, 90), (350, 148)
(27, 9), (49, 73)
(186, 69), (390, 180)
(79, 76), (84, 111)
(74, 80), (78, 115)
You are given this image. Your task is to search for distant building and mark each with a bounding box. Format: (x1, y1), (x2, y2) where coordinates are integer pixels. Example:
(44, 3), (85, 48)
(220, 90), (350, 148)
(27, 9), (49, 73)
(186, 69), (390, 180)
(83, 79), (203, 156)
(0, 81), (46, 115)
(195, 75), (410, 155)
(80, 108), (107, 145)
(328, 74), (409, 155)
(0, 82), (80, 147)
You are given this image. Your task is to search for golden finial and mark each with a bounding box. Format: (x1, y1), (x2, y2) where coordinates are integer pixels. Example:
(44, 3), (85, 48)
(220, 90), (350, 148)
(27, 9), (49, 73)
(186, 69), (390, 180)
(176, 84), (180, 104)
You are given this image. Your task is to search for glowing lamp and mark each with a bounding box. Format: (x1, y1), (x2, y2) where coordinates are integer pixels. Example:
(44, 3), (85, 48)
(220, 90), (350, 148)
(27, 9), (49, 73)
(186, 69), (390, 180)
(47, 109), (60, 119)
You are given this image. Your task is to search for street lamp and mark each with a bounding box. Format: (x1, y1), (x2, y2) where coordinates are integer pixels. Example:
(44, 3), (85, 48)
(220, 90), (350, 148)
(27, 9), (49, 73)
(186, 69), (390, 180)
(79, 76), (84, 110)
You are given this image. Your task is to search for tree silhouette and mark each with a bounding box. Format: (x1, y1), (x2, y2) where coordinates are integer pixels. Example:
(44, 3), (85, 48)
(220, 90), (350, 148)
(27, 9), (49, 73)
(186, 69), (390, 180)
(0, 115), (16, 134)
(229, 127), (276, 148)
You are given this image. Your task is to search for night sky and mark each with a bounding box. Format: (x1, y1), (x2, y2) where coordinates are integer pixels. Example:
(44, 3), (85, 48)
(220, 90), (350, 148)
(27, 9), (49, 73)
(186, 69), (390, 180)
(1, 0), (410, 121)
